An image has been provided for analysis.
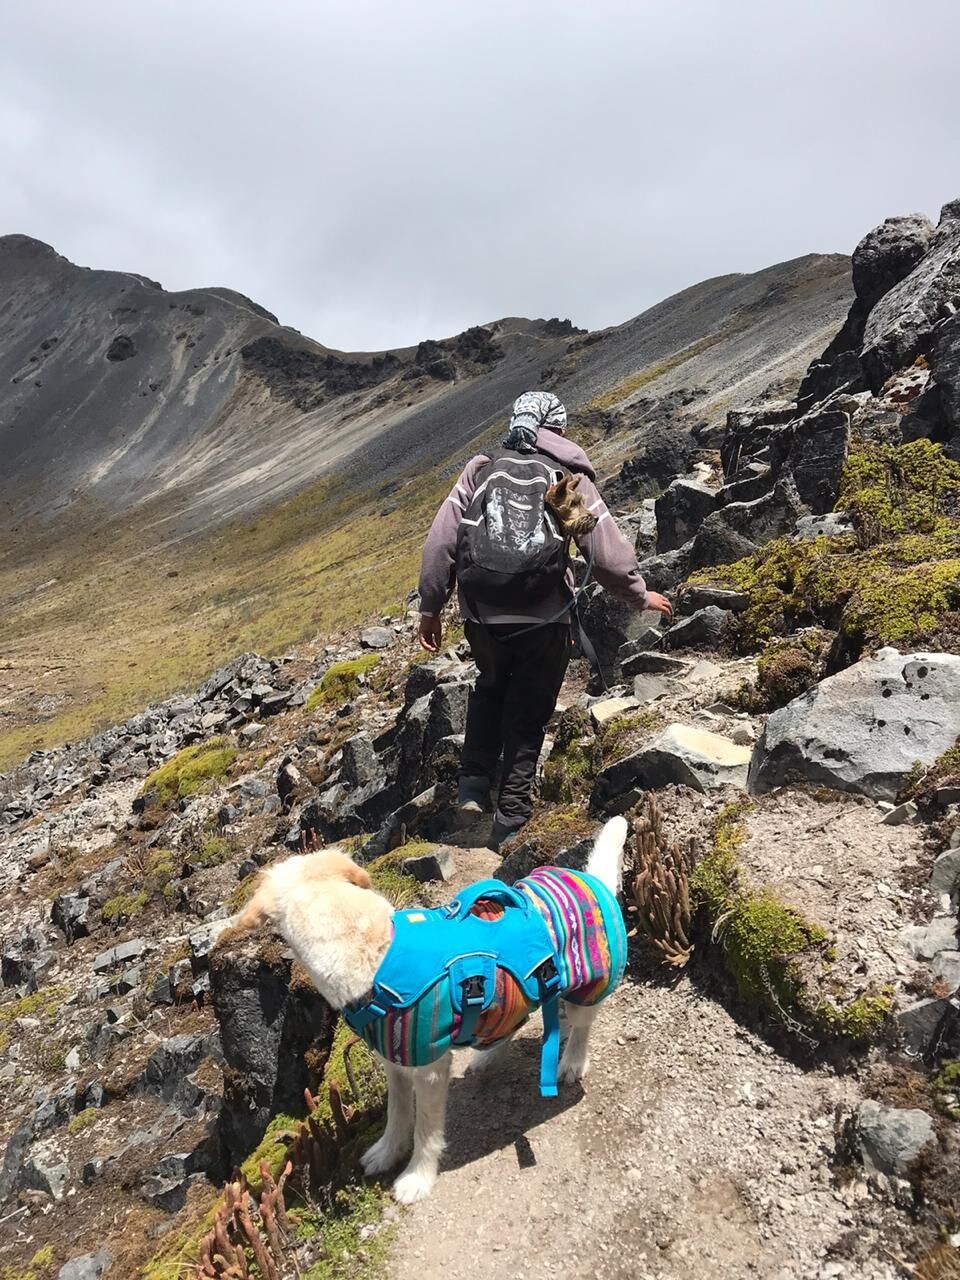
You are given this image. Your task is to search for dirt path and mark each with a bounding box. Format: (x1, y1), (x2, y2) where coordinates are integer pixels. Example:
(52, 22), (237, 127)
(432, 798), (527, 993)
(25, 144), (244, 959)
(386, 835), (900, 1280)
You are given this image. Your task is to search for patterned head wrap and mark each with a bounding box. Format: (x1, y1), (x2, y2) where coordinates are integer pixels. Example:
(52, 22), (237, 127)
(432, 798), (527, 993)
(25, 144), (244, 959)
(503, 391), (567, 454)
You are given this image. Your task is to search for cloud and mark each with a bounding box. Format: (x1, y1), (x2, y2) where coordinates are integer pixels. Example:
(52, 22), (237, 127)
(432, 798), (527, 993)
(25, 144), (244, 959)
(2, 0), (959, 350)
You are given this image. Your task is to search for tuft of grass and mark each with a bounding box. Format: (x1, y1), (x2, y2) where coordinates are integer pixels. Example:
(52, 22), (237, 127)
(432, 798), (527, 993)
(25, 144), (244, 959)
(141, 737), (238, 805)
(101, 890), (149, 924)
(307, 655), (382, 711)
(67, 1107), (97, 1135)
(366, 850), (419, 908)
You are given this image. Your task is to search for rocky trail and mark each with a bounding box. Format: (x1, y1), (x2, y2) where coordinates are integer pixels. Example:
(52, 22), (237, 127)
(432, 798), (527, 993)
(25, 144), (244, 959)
(2, 199), (960, 1280)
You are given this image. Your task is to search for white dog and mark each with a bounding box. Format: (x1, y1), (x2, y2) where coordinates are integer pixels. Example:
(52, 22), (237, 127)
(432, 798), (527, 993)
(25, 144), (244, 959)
(236, 817), (629, 1203)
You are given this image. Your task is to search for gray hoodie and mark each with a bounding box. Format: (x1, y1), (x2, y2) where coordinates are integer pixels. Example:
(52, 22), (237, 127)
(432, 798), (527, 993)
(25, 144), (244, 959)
(418, 428), (649, 626)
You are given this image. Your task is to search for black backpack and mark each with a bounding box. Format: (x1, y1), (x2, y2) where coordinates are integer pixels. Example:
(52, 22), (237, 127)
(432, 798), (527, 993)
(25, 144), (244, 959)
(455, 449), (569, 607)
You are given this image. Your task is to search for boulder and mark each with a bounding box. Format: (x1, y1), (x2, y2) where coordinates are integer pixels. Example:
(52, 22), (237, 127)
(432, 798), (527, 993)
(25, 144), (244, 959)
(687, 520), (757, 572)
(897, 996), (959, 1057)
(52, 892), (92, 942)
(794, 512), (854, 540)
(58, 1249), (114, 1280)
(360, 625), (395, 650)
(783, 408), (851, 514)
(931, 849), (960, 898)
(931, 311), (960, 436)
(662, 606), (732, 651)
(902, 916), (959, 961)
(750, 649), (960, 801)
(401, 846), (457, 883)
(624, 652), (691, 678)
(635, 545), (695, 593)
(209, 930), (335, 1170)
(579, 585), (668, 681)
(590, 697), (639, 729)
(861, 214), (960, 387)
(856, 1101), (934, 1177)
(677, 585), (748, 616)
(655, 478), (719, 552)
(593, 723), (751, 807)
(20, 1141), (69, 1199)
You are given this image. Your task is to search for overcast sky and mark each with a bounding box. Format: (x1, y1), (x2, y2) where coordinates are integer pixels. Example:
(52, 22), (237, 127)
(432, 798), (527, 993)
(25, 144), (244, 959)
(2, 1), (959, 352)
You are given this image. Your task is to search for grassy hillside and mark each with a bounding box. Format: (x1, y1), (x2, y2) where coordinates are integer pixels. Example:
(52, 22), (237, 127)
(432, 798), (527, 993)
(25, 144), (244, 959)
(0, 464), (450, 768)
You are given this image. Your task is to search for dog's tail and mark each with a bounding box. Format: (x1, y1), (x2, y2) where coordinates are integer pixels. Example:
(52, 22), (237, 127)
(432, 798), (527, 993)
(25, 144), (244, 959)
(585, 815), (628, 896)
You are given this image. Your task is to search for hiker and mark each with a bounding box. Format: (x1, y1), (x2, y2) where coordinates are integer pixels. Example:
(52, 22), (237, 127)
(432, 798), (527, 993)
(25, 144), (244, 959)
(417, 390), (672, 852)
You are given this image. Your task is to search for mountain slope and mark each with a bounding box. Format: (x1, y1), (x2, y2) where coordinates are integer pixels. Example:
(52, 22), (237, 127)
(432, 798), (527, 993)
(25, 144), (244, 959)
(0, 238), (852, 764)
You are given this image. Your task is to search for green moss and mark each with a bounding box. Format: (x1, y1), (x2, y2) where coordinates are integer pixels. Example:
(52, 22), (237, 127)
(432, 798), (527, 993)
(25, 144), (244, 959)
(0, 983), (68, 1028)
(307, 656), (382, 711)
(101, 890), (149, 924)
(67, 1107), (97, 1135)
(541, 708), (598, 803)
(227, 872), (259, 912)
(193, 834), (238, 868)
(366, 850), (418, 908)
(934, 1059), (960, 1120)
(691, 803), (889, 1044)
(300, 1182), (394, 1280)
(141, 737), (238, 805)
(688, 440), (960, 659)
(238, 1110), (302, 1188)
(596, 708), (667, 766)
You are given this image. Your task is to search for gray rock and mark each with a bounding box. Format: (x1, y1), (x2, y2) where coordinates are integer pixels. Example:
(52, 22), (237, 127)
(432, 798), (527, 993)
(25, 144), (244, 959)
(138, 1033), (219, 1107)
(750, 649), (960, 801)
(20, 1142), (69, 1199)
(51, 892), (92, 942)
(794, 512), (855, 540)
(902, 916), (959, 961)
(401, 846), (457, 883)
(93, 938), (147, 972)
(783, 408), (851, 514)
(897, 996), (955, 1056)
(655, 478), (719, 552)
(341, 734), (383, 790)
(0, 1119), (33, 1203)
(631, 674), (673, 703)
(209, 931), (334, 1169)
(881, 800), (918, 826)
(677, 586), (749, 616)
(932, 311), (960, 435)
(189, 919), (232, 967)
(862, 214), (960, 384)
(1, 946), (54, 989)
(933, 951), (960, 991)
(856, 1101), (934, 1176)
(239, 721), (266, 743)
(593, 722), (751, 806)
(360, 625), (395, 650)
(626, 652), (691, 678)
(686, 518), (758, 572)
(931, 849), (960, 897)
(635, 544), (695, 593)
(662, 606), (731, 651)
(57, 1248), (113, 1280)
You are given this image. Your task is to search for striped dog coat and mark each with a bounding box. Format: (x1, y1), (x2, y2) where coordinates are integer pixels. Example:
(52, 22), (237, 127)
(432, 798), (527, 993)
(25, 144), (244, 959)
(343, 867), (627, 1096)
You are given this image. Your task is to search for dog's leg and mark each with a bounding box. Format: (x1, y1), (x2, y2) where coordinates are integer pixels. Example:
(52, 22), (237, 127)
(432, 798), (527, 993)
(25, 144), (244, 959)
(391, 1055), (452, 1204)
(558, 1001), (599, 1084)
(464, 1034), (515, 1075)
(361, 1061), (414, 1176)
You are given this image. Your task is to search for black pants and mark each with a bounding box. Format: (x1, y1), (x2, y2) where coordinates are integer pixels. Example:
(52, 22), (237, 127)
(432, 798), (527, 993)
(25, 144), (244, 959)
(461, 620), (572, 831)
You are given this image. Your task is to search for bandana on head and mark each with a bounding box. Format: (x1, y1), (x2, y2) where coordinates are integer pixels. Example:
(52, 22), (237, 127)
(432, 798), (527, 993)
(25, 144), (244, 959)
(503, 391), (567, 454)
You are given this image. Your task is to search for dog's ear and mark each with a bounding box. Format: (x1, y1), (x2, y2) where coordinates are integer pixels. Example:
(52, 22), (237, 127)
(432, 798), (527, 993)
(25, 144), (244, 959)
(339, 858), (373, 891)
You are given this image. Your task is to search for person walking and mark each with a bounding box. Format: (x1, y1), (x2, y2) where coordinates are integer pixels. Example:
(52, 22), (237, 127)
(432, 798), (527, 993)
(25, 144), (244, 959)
(417, 390), (672, 853)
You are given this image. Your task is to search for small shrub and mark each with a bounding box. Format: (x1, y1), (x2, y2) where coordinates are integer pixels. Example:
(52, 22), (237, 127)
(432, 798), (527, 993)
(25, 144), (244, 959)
(68, 1107), (97, 1135)
(306, 655), (382, 710)
(141, 737), (237, 805)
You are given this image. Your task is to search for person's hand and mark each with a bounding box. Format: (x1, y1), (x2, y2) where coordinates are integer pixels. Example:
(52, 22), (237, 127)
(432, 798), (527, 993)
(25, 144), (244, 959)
(645, 591), (674, 620)
(418, 615), (442, 653)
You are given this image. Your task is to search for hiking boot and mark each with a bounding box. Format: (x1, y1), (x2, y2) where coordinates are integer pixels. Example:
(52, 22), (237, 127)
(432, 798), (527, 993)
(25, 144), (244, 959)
(486, 814), (523, 855)
(457, 775), (493, 816)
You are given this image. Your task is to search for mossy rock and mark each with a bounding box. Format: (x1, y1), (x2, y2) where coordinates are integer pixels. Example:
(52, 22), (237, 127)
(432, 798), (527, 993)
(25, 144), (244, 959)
(141, 737), (238, 805)
(691, 802), (891, 1045)
(687, 440), (960, 662)
(306, 656), (382, 711)
(541, 709), (598, 804)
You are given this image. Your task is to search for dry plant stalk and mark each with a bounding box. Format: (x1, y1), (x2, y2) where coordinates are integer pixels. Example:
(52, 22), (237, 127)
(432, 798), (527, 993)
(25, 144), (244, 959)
(630, 792), (695, 968)
(197, 1169), (291, 1279)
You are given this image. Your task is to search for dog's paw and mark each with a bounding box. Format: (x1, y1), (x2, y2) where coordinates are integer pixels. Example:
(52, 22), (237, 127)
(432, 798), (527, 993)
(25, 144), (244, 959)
(361, 1136), (407, 1177)
(558, 1053), (590, 1084)
(392, 1166), (437, 1204)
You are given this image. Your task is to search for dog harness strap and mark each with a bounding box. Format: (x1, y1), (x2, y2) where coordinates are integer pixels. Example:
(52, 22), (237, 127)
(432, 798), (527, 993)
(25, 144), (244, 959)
(540, 994), (561, 1097)
(535, 957), (564, 1097)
